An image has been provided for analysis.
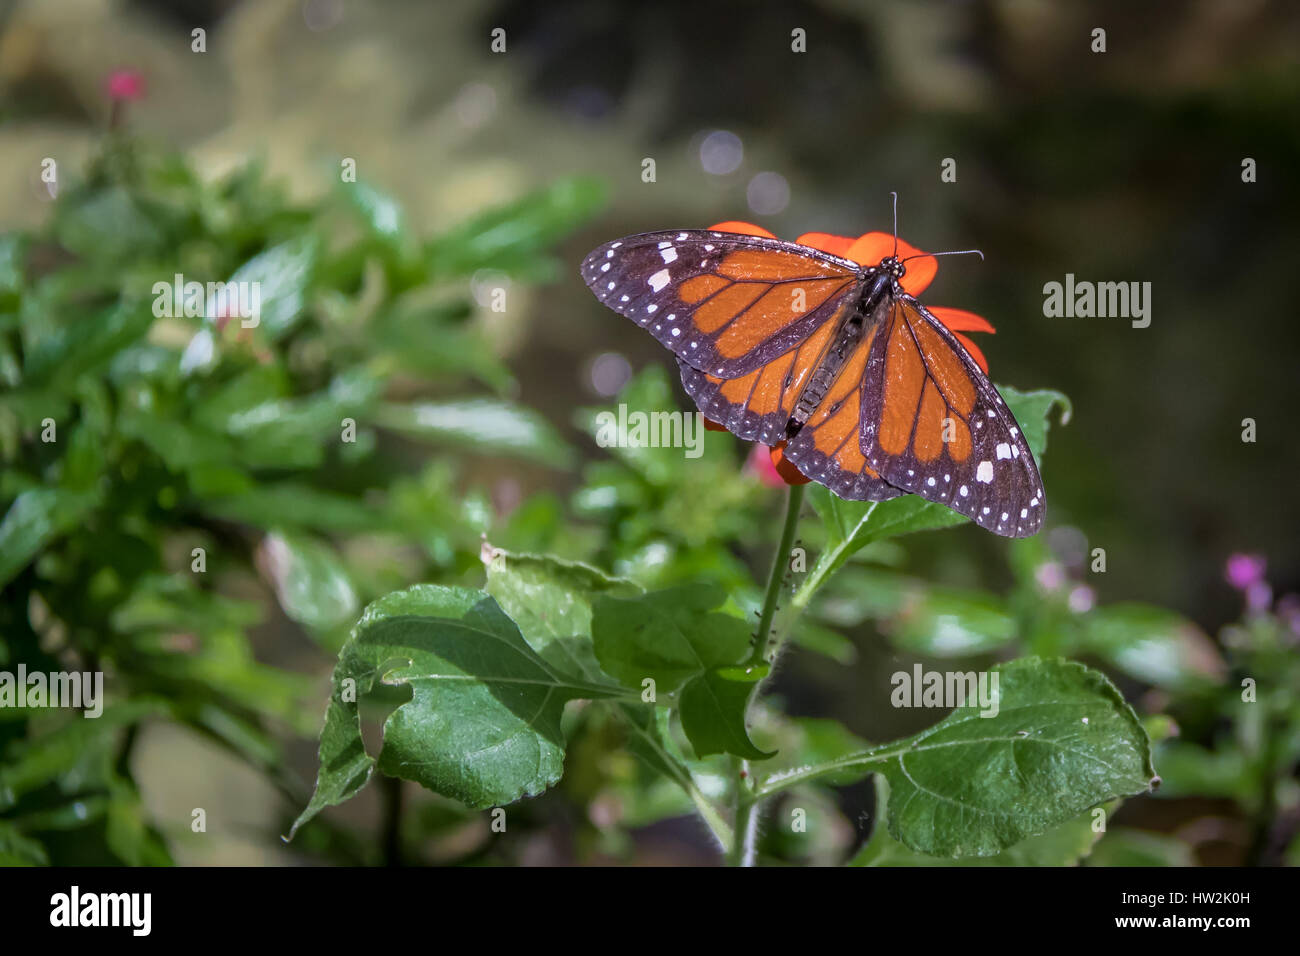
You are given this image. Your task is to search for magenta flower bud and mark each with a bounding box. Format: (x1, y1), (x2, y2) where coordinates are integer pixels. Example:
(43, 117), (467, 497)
(1224, 553), (1266, 592)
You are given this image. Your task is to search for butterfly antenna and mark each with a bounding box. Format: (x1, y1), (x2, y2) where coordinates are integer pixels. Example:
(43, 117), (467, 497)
(901, 248), (985, 263)
(890, 192), (899, 258)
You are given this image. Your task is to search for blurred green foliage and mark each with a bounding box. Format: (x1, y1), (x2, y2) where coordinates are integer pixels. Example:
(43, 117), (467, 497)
(1, 135), (1295, 867)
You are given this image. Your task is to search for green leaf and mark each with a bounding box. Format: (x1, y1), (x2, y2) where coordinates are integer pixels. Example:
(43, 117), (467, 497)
(591, 585), (773, 759)
(1086, 827), (1196, 867)
(0, 822), (49, 866)
(1081, 603), (1224, 691)
(229, 235), (319, 339)
(22, 302), (154, 388)
(679, 665), (773, 760)
(795, 493), (965, 608)
(260, 531), (359, 635)
(482, 547), (639, 679)
(374, 398), (573, 468)
(1150, 740), (1251, 801)
(54, 186), (166, 265)
(884, 575), (1018, 657)
(0, 701), (166, 807)
(342, 180), (407, 242)
(591, 584), (750, 693)
(0, 488), (100, 588)
(761, 717), (871, 788)
(999, 386), (1071, 461)
(850, 775), (1107, 866)
(199, 483), (382, 532)
(291, 585), (624, 836)
(427, 177), (606, 277)
(758, 658), (1155, 857)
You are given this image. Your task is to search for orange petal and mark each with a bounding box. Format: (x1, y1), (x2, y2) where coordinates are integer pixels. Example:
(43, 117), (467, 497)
(794, 232), (856, 257)
(842, 232), (894, 267)
(769, 442), (811, 486)
(707, 221), (777, 238)
(953, 333), (989, 374)
(841, 232), (937, 295)
(927, 306), (996, 335)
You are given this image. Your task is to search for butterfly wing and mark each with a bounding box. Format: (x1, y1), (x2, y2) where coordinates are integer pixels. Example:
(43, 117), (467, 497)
(775, 324), (903, 501)
(675, 311), (840, 445)
(861, 294), (1045, 537)
(581, 230), (861, 378)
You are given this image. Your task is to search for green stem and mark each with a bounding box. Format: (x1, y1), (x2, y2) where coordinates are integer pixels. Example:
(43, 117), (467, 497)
(729, 767), (759, 867)
(731, 484), (805, 866)
(747, 483), (805, 668)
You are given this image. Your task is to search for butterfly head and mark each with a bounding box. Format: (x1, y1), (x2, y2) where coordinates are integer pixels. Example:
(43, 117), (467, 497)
(877, 256), (906, 280)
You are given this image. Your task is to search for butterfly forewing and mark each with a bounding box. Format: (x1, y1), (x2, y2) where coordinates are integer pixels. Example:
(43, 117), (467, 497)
(580, 230), (861, 378)
(861, 294), (1045, 537)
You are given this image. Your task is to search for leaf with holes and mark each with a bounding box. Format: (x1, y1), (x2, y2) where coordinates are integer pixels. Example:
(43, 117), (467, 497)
(290, 585), (624, 837)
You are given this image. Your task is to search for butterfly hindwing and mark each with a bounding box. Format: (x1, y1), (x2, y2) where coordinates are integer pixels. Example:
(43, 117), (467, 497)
(581, 230), (860, 378)
(676, 312), (841, 445)
(861, 294), (1044, 537)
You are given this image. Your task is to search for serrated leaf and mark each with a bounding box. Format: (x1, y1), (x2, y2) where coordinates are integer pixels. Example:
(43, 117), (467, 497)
(850, 775), (1107, 866)
(290, 585), (624, 836)
(759, 658), (1154, 857)
(483, 547), (639, 679)
(591, 584), (751, 694)
(592, 584), (772, 759)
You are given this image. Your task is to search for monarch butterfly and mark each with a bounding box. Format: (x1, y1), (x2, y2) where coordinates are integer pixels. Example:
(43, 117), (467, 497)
(579, 204), (1045, 538)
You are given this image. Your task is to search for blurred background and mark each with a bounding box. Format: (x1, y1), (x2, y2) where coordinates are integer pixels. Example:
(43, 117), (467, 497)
(1, 0), (1297, 866)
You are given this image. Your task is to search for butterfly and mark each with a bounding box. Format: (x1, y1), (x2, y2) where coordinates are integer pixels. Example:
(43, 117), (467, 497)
(579, 208), (1045, 537)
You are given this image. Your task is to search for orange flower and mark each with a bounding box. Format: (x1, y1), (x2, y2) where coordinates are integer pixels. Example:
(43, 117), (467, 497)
(703, 221), (997, 486)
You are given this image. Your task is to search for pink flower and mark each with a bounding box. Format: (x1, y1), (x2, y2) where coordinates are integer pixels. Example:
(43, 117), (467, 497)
(106, 70), (145, 102)
(1034, 561), (1066, 593)
(1067, 585), (1095, 614)
(1276, 594), (1300, 638)
(1224, 553), (1266, 592)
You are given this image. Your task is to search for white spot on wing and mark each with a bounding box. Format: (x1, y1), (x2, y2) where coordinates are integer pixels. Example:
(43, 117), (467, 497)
(661, 248), (678, 264)
(976, 461), (994, 483)
(648, 269), (670, 292)
(996, 443), (1011, 460)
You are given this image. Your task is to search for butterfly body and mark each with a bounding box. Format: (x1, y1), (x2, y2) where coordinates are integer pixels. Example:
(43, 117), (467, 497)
(787, 259), (902, 436)
(581, 228), (1046, 537)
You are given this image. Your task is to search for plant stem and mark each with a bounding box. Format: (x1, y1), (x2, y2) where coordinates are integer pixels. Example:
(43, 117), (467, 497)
(747, 483), (805, 668)
(731, 484), (805, 866)
(729, 767), (759, 867)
